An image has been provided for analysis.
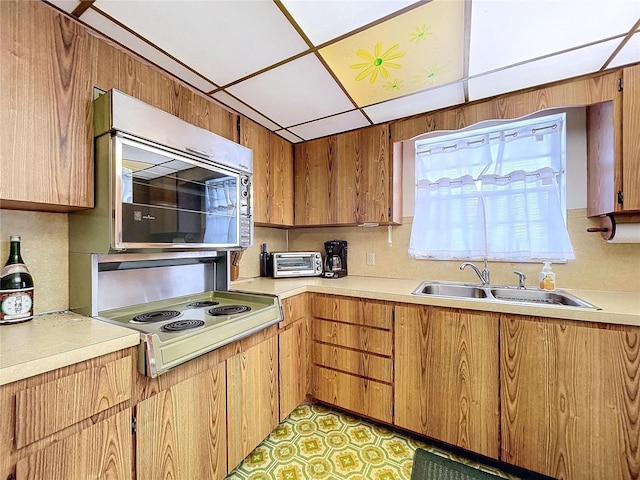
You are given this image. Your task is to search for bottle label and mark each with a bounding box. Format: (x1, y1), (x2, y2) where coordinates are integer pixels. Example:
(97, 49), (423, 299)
(0, 288), (34, 323)
(0, 264), (29, 278)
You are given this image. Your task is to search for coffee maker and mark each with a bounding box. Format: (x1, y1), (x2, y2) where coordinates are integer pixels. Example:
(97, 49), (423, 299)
(322, 240), (347, 278)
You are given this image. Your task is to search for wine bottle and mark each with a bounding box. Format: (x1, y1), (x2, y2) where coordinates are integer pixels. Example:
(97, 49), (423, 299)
(0, 235), (34, 324)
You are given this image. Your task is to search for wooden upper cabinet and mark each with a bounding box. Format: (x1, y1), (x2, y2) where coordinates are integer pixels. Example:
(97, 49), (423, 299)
(587, 64), (640, 216)
(240, 117), (294, 226)
(294, 124), (399, 226)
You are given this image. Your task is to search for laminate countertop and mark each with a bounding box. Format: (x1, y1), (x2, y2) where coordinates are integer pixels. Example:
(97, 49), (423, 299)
(0, 311), (139, 386)
(231, 275), (640, 327)
(2, 276), (638, 386)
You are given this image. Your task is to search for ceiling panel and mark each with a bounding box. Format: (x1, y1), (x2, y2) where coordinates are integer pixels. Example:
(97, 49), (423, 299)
(319, 0), (465, 107)
(93, 0), (309, 86)
(608, 32), (640, 68)
(469, 0), (640, 76)
(227, 54), (355, 128)
(364, 81), (465, 124)
(281, 0), (420, 46)
(468, 38), (623, 101)
(274, 130), (303, 143)
(288, 110), (370, 140)
(211, 91), (281, 131)
(82, 9), (217, 93)
(47, 0), (79, 13)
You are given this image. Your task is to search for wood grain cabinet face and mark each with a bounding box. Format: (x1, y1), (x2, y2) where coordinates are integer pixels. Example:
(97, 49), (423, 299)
(240, 117), (294, 226)
(279, 294), (309, 421)
(394, 305), (500, 459)
(136, 363), (227, 480)
(500, 315), (640, 480)
(294, 125), (398, 226)
(0, 350), (134, 480)
(227, 336), (279, 471)
(587, 64), (640, 216)
(311, 294), (394, 423)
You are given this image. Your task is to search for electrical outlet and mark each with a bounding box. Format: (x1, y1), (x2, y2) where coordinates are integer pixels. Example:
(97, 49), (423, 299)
(366, 252), (375, 266)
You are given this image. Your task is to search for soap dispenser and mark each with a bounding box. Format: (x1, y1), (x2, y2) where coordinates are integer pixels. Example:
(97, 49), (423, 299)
(539, 262), (556, 290)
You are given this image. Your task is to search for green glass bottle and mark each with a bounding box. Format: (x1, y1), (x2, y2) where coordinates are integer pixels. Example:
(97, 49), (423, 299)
(0, 235), (34, 324)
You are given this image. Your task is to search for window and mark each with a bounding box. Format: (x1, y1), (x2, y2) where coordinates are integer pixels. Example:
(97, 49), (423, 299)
(409, 112), (574, 262)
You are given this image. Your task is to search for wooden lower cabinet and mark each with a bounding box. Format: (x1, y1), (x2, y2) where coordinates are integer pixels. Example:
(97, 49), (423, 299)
(500, 314), (640, 480)
(279, 294), (310, 421)
(136, 363), (227, 480)
(311, 294), (394, 423)
(0, 348), (134, 480)
(227, 335), (279, 471)
(394, 305), (500, 459)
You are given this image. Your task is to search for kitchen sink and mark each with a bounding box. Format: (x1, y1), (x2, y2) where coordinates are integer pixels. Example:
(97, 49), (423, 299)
(412, 281), (600, 309)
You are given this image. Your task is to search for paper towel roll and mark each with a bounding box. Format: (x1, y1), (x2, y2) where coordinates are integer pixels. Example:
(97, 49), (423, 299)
(608, 223), (640, 244)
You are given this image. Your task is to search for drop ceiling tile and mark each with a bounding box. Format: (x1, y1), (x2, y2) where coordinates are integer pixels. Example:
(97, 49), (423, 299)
(82, 9), (216, 93)
(45, 0), (80, 14)
(281, 0), (419, 46)
(211, 91), (281, 131)
(275, 130), (304, 143)
(607, 32), (640, 68)
(319, 0), (465, 108)
(469, 0), (640, 76)
(363, 81), (465, 124)
(93, 0), (308, 86)
(468, 38), (622, 101)
(289, 110), (370, 140)
(227, 54), (354, 128)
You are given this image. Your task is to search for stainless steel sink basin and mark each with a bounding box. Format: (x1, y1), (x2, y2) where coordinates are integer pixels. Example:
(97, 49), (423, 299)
(412, 281), (600, 309)
(416, 283), (488, 298)
(489, 287), (599, 309)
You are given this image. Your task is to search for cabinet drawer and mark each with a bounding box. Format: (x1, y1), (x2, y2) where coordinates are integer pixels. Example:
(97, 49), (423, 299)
(280, 294), (307, 329)
(313, 294), (392, 329)
(313, 319), (391, 355)
(15, 356), (132, 448)
(313, 366), (392, 423)
(313, 343), (392, 383)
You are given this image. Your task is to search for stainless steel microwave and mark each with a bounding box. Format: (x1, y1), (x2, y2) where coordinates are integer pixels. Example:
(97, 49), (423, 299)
(272, 252), (323, 278)
(70, 89), (254, 253)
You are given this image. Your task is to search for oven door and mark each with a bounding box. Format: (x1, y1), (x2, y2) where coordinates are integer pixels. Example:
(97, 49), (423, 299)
(113, 134), (251, 250)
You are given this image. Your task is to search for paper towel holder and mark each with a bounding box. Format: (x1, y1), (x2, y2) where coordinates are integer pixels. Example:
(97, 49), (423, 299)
(587, 214), (616, 241)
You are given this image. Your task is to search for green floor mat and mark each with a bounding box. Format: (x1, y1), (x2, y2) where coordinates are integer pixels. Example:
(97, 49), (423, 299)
(411, 448), (502, 480)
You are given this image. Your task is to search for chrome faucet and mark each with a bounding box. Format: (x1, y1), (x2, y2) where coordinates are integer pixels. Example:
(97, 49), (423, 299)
(513, 270), (527, 289)
(459, 259), (490, 286)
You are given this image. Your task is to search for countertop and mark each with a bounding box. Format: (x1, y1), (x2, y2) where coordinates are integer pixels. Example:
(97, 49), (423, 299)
(0, 311), (140, 386)
(231, 275), (640, 326)
(2, 276), (638, 387)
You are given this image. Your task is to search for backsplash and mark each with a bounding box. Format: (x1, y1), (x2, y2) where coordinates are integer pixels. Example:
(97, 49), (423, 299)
(0, 207), (637, 316)
(0, 210), (68, 314)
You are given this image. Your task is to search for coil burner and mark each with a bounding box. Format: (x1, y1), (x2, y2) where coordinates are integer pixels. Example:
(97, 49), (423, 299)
(131, 310), (181, 323)
(207, 305), (252, 316)
(161, 319), (206, 332)
(185, 301), (219, 309)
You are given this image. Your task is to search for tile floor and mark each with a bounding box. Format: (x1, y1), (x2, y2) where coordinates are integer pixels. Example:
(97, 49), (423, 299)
(225, 404), (521, 480)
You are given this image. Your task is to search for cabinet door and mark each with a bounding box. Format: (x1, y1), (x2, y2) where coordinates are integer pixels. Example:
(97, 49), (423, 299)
(294, 137), (337, 225)
(395, 305), (499, 459)
(500, 315), (640, 480)
(15, 409), (132, 480)
(227, 336), (279, 470)
(279, 295), (309, 421)
(137, 364), (227, 480)
(336, 125), (390, 224)
(240, 118), (294, 225)
(622, 64), (640, 211)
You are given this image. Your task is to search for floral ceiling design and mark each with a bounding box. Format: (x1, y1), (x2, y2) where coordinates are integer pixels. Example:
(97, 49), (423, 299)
(319, 1), (465, 107)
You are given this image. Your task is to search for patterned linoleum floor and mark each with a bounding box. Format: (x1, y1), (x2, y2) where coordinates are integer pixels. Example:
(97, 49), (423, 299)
(225, 404), (521, 480)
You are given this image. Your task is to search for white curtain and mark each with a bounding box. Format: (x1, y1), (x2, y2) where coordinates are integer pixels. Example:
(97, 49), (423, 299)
(410, 112), (574, 262)
(481, 168), (574, 261)
(409, 176), (487, 259)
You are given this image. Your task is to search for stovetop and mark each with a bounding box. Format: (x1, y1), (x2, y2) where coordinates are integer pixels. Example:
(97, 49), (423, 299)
(97, 290), (282, 377)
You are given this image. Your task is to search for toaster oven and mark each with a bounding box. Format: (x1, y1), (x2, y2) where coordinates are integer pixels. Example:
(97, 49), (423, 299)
(272, 252), (323, 278)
